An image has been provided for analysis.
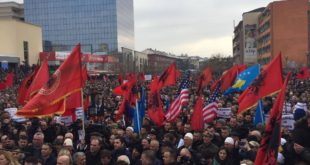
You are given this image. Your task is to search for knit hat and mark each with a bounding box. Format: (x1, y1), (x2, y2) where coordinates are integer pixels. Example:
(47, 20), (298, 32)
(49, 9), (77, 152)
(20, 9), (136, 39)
(63, 138), (73, 147)
(294, 108), (306, 121)
(184, 133), (193, 140)
(126, 126), (134, 132)
(224, 137), (234, 145)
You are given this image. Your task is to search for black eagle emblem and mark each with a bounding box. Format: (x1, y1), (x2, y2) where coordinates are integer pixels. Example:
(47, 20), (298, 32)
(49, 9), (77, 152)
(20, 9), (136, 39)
(248, 73), (266, 95)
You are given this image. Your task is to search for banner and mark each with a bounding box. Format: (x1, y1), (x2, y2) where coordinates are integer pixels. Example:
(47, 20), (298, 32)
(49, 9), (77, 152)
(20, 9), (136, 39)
(145, 75), (152, 81)
(281, 114), (295, 130)
(265, 113), (295, 130)
(4, 108), (26, 123)
(283, 102), (292, 114)
(217, 108), (231, 118)
(75, 107), (84, 120)
(59, 116), (73, 126)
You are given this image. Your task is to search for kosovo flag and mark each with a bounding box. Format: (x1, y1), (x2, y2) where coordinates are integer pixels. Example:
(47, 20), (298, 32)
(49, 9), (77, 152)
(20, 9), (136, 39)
(224, 64), (260, 95)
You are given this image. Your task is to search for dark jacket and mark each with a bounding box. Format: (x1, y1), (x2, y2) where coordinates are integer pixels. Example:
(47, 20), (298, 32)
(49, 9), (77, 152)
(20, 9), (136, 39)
(292, 117), (310, 164)
(111, 147), (131, 164)
(197, 142), (219, 157)
(42, 154), (57, 165)
(86, 151), (101, 165)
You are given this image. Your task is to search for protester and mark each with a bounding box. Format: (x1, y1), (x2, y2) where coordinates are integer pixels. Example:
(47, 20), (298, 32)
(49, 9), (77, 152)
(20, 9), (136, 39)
(0, 64), (307, 165)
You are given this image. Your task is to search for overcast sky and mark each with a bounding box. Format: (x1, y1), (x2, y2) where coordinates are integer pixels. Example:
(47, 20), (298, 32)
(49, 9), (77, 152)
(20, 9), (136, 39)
(1, 0), (273, 57)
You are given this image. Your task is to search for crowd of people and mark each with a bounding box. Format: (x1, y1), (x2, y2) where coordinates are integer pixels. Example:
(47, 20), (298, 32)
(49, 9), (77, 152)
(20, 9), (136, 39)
(0, 65), (309, 165)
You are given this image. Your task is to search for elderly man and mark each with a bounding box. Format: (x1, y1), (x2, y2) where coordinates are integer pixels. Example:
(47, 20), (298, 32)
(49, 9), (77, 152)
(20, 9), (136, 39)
(117, 155), (130, 165)
(57, 155), (71, 165)
(183, 133), (193, 150)
(29, 132), (44, 157)
(73, 152), (86, 165)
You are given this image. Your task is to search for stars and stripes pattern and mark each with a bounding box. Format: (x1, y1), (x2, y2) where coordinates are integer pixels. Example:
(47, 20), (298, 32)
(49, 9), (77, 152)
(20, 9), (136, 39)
(203, 84), (220, 123)
(165, 71), (190, 122)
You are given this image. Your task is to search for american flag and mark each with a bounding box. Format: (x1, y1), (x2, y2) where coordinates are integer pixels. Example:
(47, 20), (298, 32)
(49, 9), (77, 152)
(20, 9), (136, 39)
(203, 84), (220, 123)
(165, 71), (190, 122)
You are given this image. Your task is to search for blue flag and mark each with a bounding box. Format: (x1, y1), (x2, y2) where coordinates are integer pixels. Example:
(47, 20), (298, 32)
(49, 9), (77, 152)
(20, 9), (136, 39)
(254, 100), (264, 127)
(224, 64), (260, 95)
(133, 87), (146, 133)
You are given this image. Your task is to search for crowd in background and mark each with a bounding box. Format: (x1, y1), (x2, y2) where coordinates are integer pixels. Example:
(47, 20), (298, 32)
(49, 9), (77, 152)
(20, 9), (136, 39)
(0, 65), (309, 165)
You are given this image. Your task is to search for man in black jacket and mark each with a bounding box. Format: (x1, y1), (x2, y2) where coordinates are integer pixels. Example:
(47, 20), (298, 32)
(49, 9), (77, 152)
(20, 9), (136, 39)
(292, 115), (310, 164)
(86, 137), (102, 165)
(40, 143), (57, 165)
(111, 136), (131, 164)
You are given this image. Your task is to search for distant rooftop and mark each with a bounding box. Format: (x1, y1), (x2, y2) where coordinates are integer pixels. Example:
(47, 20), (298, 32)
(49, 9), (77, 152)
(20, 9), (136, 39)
(243, 7), (266, 15)
(142, 48), (179, 58)
(0, 1), (24, 21)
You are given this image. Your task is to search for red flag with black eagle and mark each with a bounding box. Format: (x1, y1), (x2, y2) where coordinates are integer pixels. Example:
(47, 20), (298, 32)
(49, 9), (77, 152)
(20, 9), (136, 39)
(238, 53), (283, 114)
(114, 74), (138, 121)
(296, 67), (310, 79)
(113, 82), (129, 96)
(254, 72), (291, 165)
(197, 67), (212, 94)
(18, 67), (39, 105)
(158, 63), (177, 88)
(147, 75), (165, 126)
(17, 44), (83, 117)
(211, 64), (246, 92)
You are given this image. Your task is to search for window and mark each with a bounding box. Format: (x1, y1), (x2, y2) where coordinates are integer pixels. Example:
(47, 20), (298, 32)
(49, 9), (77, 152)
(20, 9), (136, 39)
(23, 41), (29, 66)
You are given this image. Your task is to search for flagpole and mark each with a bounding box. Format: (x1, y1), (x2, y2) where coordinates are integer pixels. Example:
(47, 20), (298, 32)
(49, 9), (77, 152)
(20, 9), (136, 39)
(81, 89), (85, 140)
(136, 99), (141, 136)
(78, 44), (86, 141)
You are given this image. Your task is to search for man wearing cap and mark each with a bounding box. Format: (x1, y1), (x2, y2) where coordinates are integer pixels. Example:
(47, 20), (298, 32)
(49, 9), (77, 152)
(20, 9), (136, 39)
(124, 127), (135, 149)
(224, 137), (240, 164)
(179, 133), (194, 152)
(63, 138), (74, 154)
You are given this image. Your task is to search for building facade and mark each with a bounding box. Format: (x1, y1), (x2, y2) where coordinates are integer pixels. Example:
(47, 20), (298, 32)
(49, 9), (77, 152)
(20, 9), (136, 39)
(24, 0), (134, 54)
(0, 2), (24, 21)
(242, 8), (265, 66)
(0, 19), (42, 67)
(233, 8), (265, 66)
(257, 0), (309, 68)
(233, 21), (244, 65)
(142, 49), (178, 74)
(134, 51), (148, 73)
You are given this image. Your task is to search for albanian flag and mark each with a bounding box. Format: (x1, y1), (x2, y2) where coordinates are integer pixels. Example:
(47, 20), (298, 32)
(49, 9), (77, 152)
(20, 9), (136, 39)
(158, 63), (177, 89)
(254, 72), (291, 165)
(296, 67), (310, 80)
(196, 67), (212, 94)
(147, 75), (165, 126)
(238, 53), (283, 114)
